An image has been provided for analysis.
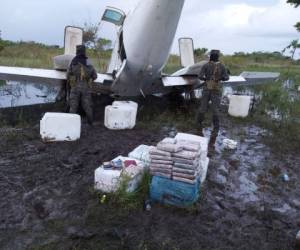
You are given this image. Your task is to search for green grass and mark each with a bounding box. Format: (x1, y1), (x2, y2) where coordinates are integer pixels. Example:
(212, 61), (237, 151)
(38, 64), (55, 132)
(0, 42), (111, 72)
(93, 172), (151, 212)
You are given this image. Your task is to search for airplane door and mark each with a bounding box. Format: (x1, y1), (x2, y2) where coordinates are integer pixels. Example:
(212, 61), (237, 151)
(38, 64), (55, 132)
(101, 7), (126, 74)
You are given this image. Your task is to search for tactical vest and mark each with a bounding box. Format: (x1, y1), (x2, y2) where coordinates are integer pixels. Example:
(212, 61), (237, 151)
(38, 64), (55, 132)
(206, 62), (221, 91)
(68, 63), (93, 88)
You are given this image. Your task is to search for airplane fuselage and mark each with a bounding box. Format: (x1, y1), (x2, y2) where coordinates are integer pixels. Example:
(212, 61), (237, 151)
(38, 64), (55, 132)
(111, 0), (185, 96)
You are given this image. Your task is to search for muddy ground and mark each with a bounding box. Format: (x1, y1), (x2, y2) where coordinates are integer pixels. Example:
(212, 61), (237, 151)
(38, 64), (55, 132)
(0, 98), (299, 250)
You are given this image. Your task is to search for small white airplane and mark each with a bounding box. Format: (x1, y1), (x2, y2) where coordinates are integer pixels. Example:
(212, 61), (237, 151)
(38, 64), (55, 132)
(0, 0), (279, 97)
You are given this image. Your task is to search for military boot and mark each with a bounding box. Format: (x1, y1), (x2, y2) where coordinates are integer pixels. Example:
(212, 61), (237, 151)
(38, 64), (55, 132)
(55, 82), (67, 102)
(212, 115), (220, 135)
(197, 113), (205, 137)
(198, 124), (204, 137)
(86, 112), (94, 127)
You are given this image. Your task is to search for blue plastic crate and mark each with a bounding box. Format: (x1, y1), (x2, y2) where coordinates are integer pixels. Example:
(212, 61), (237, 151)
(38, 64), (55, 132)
(150, 176), (200, 208)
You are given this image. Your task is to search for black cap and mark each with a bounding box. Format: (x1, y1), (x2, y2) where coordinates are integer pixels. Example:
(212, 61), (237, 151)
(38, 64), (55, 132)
(76, 45), (86, 56)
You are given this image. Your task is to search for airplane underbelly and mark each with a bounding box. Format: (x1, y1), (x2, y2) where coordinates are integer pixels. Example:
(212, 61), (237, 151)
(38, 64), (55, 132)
(111, 61), (157, 96)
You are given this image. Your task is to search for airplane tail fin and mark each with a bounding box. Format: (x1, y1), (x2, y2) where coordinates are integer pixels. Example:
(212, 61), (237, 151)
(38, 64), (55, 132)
(178, 37), (195, 68)
(64, 26), (83, 55)
(53, 26), (83, 70)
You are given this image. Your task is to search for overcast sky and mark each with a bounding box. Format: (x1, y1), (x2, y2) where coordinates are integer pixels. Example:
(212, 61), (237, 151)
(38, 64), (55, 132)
(0, 0), (300, 56)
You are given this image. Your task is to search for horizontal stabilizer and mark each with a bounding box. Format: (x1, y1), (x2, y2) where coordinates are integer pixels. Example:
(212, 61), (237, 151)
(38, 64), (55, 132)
(162, 76), (197, 87)
(241, 71), (280, 82)
(0, 66), (113, 85)
(162, 75), (246, 87)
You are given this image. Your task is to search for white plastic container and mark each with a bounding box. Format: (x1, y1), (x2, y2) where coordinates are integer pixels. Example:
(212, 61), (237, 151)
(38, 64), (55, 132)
(199, 157), (210, 184)
(228, 95), (251, 118)
(128, 145), (153, 167)
(104, 104), (137, 130)
(112, 101), (138, 111)
(112, 101), (138, 126)
(40, 112), (81, 142)
(94, 156), (145, 193)
(94, 168), (122, 193)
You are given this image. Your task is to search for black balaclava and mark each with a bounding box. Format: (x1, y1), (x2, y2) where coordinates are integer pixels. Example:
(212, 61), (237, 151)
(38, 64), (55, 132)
(210, 50), (220, 62)
(76, 45), (86, 56)
(71, 45), (88, 66)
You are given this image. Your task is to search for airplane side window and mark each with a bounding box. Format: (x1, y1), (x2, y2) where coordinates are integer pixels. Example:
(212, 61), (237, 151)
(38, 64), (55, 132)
(102, 8), (125, 26)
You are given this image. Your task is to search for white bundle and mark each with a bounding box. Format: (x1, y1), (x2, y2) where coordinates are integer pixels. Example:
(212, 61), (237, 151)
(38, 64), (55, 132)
(173, 176), (196, 185)
(161, 138), (177, 144)
(157, 142), (183, 153)
(172, 157), (197, 166)
(149, 148), (171, 157)
(173, 150), (199, 160)
(174, 162), (196, 170)
(150, 171), (171, 179)
(150, 167), (172, 174)
(173, 172), (196, 180)
(173, 167), (195, 175)
(151, 159), (173, 165)
(150, 163), (173, 169)
(150, 154), (173, 161)
(177, 140), (201, 152)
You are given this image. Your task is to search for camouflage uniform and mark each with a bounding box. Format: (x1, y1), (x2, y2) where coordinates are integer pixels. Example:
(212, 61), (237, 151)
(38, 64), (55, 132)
(67, 62), (97, 124)
(198, 61), (229, 131)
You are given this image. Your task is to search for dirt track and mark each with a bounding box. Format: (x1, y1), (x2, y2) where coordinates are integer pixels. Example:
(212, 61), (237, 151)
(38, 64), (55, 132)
(0, 102), (299, 250)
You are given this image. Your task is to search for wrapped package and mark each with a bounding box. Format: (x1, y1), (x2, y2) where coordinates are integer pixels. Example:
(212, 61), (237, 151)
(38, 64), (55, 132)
(149, 148), (172, 157)
(173, 150), (199, 160)
(151, 159), (173, 165)
(157, 142), (183, 153)
(151, 154), (173, 161)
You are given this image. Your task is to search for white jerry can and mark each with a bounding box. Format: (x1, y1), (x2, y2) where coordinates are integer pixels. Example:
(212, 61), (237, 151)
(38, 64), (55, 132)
(104, 102), (138, 130)
(94, 168), (122, 193)
(228, 95), (251, 118)
(40, 112), (81, 142)
(112, 101), (138, 124)
(199, 157), (210, 184)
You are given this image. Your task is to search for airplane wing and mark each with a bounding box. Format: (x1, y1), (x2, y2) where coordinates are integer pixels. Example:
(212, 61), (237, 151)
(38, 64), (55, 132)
(0, 66), (113, 85)
(164, 62), (280, 89)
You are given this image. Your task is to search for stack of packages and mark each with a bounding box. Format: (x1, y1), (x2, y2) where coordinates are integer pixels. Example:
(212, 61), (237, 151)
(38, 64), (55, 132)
(149, 138), (181, 179)
(149, 135), (208, 185)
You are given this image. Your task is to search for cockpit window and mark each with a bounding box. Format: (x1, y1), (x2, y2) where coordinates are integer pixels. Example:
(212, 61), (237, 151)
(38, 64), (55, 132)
(101, 8), (125, 26)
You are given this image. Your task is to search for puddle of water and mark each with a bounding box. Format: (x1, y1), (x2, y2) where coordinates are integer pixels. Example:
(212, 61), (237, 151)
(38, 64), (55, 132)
(0, 81), (59, 108)
(272, 203), (292, 214)
(235, 173), (259, 202)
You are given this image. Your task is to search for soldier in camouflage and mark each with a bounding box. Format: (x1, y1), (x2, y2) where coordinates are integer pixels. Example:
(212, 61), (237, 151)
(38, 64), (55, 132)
(67, 45), (97, 125)
(198, 50), (229, 136)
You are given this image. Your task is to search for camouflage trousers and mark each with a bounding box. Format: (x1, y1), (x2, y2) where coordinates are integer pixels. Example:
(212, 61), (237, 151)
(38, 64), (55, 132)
(197, 88), (221, 130)
(69, 82), (93, 124)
